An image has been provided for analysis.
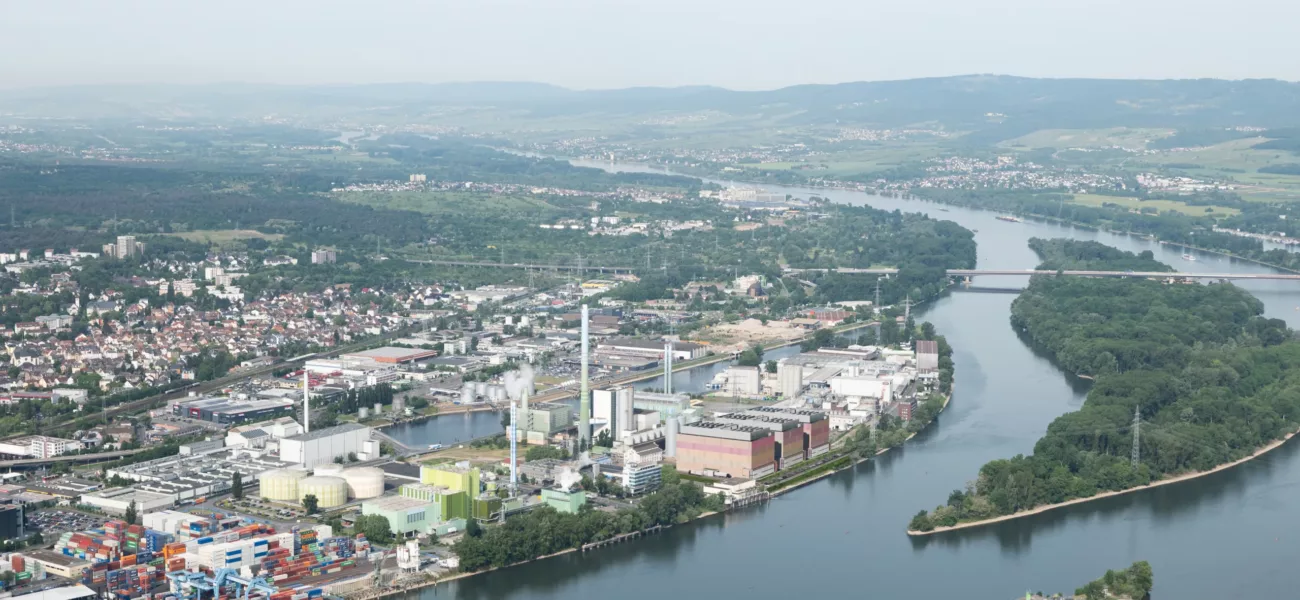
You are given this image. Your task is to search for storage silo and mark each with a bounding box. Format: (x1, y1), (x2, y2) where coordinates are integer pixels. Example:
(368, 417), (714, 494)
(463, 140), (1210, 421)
(314, 464), (345, 477)
(359, 406), (369, 419)
(258, 469), (309, 501)
(475, 382), (488, 397)
(341, 467), (385, 499)
(298, 475), (348, 508)
(460, 385), (475, 404)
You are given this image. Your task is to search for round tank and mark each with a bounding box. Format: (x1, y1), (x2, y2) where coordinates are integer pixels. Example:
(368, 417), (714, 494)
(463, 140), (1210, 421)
(488, 385), (504, 402)
(314, 464), (345, 477)
(460, 386), (474, 404)
(258, 469), (309, 501)
(358, 406), (369, 419)
(475, 382), (488, 396)
(374, 403), (382, 414)
(341, 467), (385, 499)
(297, 475), (348, 509)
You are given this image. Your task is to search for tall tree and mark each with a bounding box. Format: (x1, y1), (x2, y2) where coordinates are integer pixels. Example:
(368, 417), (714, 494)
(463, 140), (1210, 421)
(124, 500), (138, 525)
(302, 494), (319, 515)
(231, 472), (244, 500)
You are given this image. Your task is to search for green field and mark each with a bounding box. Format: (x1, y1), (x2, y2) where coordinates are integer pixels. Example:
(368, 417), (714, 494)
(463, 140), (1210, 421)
(1137, 138), (1300, 202)
(1069, 194), (1239, 216)
(1000, 127), (1175, 150)
(166, 229), (285, 244)
(738, 143), (944, 176)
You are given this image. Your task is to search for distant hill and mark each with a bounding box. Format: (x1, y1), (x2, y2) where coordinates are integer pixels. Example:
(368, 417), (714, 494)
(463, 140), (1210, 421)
(6, 75), (1300, 136)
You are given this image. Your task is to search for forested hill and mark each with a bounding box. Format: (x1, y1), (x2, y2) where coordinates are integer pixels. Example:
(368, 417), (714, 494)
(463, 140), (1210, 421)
(1027, 238), (1172, 272)
(10, 76), (1300, 131)
(910, 239), (1300, 532)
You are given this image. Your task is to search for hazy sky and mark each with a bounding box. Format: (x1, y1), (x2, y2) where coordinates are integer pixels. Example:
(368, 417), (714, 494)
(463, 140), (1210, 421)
(4, 0), (1299, 90)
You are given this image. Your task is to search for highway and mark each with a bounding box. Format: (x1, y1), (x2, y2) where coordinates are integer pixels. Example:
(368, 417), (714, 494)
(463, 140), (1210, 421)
(0, 448), (146, 468)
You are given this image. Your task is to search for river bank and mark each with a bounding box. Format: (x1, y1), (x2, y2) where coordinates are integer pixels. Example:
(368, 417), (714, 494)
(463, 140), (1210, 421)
(907, 426), (1300, 536)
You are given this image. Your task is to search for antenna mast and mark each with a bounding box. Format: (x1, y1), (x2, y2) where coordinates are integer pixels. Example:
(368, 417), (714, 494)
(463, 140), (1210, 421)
(1131, 405), (1141, 466)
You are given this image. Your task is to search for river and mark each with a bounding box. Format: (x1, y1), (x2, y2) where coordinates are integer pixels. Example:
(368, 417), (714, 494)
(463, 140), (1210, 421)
(415, 162), (1300, 599)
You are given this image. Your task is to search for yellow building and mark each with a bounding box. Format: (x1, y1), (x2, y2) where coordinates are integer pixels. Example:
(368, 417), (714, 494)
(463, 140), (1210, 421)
(420, 464), (480, 494)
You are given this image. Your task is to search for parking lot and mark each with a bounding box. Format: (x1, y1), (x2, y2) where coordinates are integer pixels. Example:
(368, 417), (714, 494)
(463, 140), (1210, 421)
(29, 509), (103, 537)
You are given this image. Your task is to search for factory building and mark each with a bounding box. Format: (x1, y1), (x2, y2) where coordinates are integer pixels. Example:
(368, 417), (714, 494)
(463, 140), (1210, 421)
(362, 496), (437, 537)
(632, 391), (691, 421)
(778, 363), (804, 398)
(515, 402), (574, 443)
(419, 464), (481, 495)
(712, 413), (805, 469)
(746, 406), (831, 459)
(279, 423), (371, 468)
(621, 462), (663, 495)
(399, 484), (470, 521)
(541, 488), (587, 514)
(592, 386), (635, 440)
(170, 396), (295, 425)
(677, 422), (776, 479)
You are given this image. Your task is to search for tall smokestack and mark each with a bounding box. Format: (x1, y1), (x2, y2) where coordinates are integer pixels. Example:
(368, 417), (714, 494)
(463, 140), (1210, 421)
(302, 370), (310, 433)
(510, 391), (521, 495)
(663, 341), (673, 395)
(580, 305), (591, 446)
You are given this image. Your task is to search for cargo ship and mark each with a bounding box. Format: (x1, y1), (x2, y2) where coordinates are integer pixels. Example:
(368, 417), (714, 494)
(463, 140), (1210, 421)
(996, 215), (1022, 223)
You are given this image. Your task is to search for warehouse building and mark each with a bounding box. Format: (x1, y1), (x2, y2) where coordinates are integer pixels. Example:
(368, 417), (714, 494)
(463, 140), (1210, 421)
(339, 347), (438, 365)
(170, 396), (295, 425)
(280, 423), (371, 468)
(22, 550), (92, 579)
(80, 487), (174, 516)
(676, 422), (776, 479)
(107, 449), (291, 503)
(596, 338), (707, 361)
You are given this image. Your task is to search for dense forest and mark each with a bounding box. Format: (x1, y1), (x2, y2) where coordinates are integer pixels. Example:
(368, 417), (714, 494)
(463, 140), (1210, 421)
(910, 240), (1300, 532)
(1026, 238), (1171, 272)
(453, 472), (724, 572)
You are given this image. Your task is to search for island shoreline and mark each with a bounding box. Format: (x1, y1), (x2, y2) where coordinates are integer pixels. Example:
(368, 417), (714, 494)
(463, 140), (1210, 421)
(907, 426), (1300, 536)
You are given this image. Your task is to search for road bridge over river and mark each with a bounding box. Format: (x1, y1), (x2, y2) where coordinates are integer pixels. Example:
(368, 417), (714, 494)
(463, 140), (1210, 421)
(784, 268), (1300, 281)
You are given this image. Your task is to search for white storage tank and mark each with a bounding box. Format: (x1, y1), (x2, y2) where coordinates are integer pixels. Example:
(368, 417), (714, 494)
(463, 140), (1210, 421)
(314, 464), (345, 477)
(298, 475), (348, 509)
(258, 469), (309, 501)
(341, 467), (385, 499)
(359, 406), (369, 419)
(460, 385), (474, 404)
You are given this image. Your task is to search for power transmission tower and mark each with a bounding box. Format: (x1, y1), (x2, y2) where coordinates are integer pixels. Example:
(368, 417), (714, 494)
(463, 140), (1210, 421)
(1131, 405), (1141, 466)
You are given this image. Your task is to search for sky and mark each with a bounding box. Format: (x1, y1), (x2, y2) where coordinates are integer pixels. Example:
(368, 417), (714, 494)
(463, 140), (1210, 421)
(3, 0), (1299, 90)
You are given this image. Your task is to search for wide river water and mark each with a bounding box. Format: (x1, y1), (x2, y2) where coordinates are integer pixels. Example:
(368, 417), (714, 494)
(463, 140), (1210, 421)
(406, 162), (1300, 599)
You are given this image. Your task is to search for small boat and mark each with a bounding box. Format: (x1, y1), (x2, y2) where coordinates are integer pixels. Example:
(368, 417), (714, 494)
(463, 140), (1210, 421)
(1182, 253), (1197, 261)
(937, 208), (950, 212)
(996, 215), (1022, 223)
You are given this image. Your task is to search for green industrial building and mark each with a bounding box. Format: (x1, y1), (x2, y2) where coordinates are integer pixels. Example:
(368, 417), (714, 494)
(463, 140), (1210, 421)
(541, 488), (587, 514)
(361, 496), (438, 537)
(400, 483), (470, 521)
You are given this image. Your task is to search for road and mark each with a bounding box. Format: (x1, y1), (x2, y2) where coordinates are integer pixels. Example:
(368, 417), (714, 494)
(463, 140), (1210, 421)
(0, 448), (145, 468)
